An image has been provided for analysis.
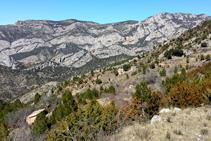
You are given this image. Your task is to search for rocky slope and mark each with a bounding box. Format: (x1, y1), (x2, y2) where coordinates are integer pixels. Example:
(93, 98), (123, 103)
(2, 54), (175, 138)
(0, 12), (211, 101)
(0, 12), (210, 69)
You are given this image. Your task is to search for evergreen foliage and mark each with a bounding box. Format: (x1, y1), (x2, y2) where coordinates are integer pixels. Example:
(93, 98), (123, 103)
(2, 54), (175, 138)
(91, 70), (94, 76)
(133, 81), (151, 102)
(159, 68), (166, 76)
(123, 64), (130, 71)
(104, 86), (116, 95)
(174, 66), (178, 73)
(164, 48), (184, 59)
(142, 65), (147, 74)
(201, 42), (208, 47)
(34, 93), (41, 104)
(150, 63), (155, 69)
(95, 78), (102, 84)
(206, 54), (210, 61)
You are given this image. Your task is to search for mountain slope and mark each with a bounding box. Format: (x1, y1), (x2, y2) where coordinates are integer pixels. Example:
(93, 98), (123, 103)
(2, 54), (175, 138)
(0, 12), (211, 101)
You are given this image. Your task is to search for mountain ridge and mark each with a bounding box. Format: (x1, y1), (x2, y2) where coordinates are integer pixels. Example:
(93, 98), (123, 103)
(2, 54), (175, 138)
(0, 12), (211, 100)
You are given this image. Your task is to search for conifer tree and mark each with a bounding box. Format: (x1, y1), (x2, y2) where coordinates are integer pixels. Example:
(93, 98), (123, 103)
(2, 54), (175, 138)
(34, 93), (41, 104)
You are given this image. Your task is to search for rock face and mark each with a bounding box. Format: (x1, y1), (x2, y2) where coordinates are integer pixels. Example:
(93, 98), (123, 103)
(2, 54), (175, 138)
(26, 108), (45, 125)
(0, 12), (210, 69)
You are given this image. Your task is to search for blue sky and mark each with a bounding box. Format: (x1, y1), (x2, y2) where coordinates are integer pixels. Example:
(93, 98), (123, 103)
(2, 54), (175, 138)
(0, 0), (211, 25)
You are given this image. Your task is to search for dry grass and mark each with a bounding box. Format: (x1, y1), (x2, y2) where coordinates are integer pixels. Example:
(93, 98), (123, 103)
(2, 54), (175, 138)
(112, 106), (211, 141)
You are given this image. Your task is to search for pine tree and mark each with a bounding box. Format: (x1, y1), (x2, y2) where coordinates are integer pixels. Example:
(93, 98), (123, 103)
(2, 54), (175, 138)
(34, 93), (41, 104)
(133, 81), (151, 101)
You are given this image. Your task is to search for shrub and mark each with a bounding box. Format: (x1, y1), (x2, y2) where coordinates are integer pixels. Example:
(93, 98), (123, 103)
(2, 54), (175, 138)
(159, 68), (166, 76)
(173, 129), (182, 135)
(34, 93), (41, 104)
(186, 58), (189, 63)
(123, 64), (130, 71)
(166, 132), (171, 139)
(104, 86), (116, 95)
(126, 73), (129, 79)
(133, 81), (151, 102)
(201, 129), (208, 135)
(155, 57), (159, 65)
(174, 66), (178, 73)
(91, 70), (94, 76)
(146, 91), (162, 118)
(186, 65), (189, 70)
(131, 71), (137, 76)
(164, 49), (184, 59)
(73, 76), (80, 81)
(206, 54), (210, 61)
(78, 78), (83, 84)
(64, 80), (70, 87)
(142, 65), (147, 74)
(201, 54), (205, 60)
(168, 81), (203, 107)
(100, 86), (104, 91)
(202, 34), (207, 40)
(81, 89), (99, 100)
(201, 42), (208, 47)
(181, 67), (186, 76)
(95, 78), (102, 84)
(114, 70), (119, 76)
(78, 97), (82, 104)
(150, 63), (155, 69)
(57, 86), (62, 92)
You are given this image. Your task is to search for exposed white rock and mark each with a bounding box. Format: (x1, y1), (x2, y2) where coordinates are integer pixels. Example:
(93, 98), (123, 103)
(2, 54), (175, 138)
(73, 52), (92, 68)
(60, 50), (85, 67)
(159, 108), (170, 113)
(0, 12), (210, 68)
(151, 115), (161, 124)
(0, 40), (10, 51)
(26, 108), (45, 125)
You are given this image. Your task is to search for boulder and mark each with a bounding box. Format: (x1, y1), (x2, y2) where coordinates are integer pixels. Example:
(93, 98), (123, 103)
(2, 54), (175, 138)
(151, 115), (161, 124)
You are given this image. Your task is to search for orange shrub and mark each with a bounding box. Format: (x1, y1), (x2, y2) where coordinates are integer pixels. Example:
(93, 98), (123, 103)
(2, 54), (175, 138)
(122, 97), (142, 120)
(168, 81), (203, 107)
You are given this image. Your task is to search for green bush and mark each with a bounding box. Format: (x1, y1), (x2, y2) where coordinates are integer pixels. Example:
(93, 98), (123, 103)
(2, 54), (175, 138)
(91, 70), (94, 76)
(123, 64), (130, 71)
(159, 68), (166, 76)
(142, 65), (147, 74)
(57, 86), (62, 92)
(164, 49), (184, 59)
(133, 81), (151, 102)
(206, 54), (210, 61)
(34, 93), (41, 104)
(201, 54), (205, 60)
(186, 65), (189, 70)
(73, 76), (80, 81)
(186, 58), (189, 63)
(95, 78), (102, 84)
(150, 63), (155, 69)
(104, 86), (116, 95)
(81, 89), (100, 100)
(78, 78), (83, 84)
(114, 70), (119, 76)
(131, 71), (137, 76)
(201, 42), (208, 47)
(155, 58), (159, 65)
(126, 73), (129, 79)
(174, 66), (178, 73)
